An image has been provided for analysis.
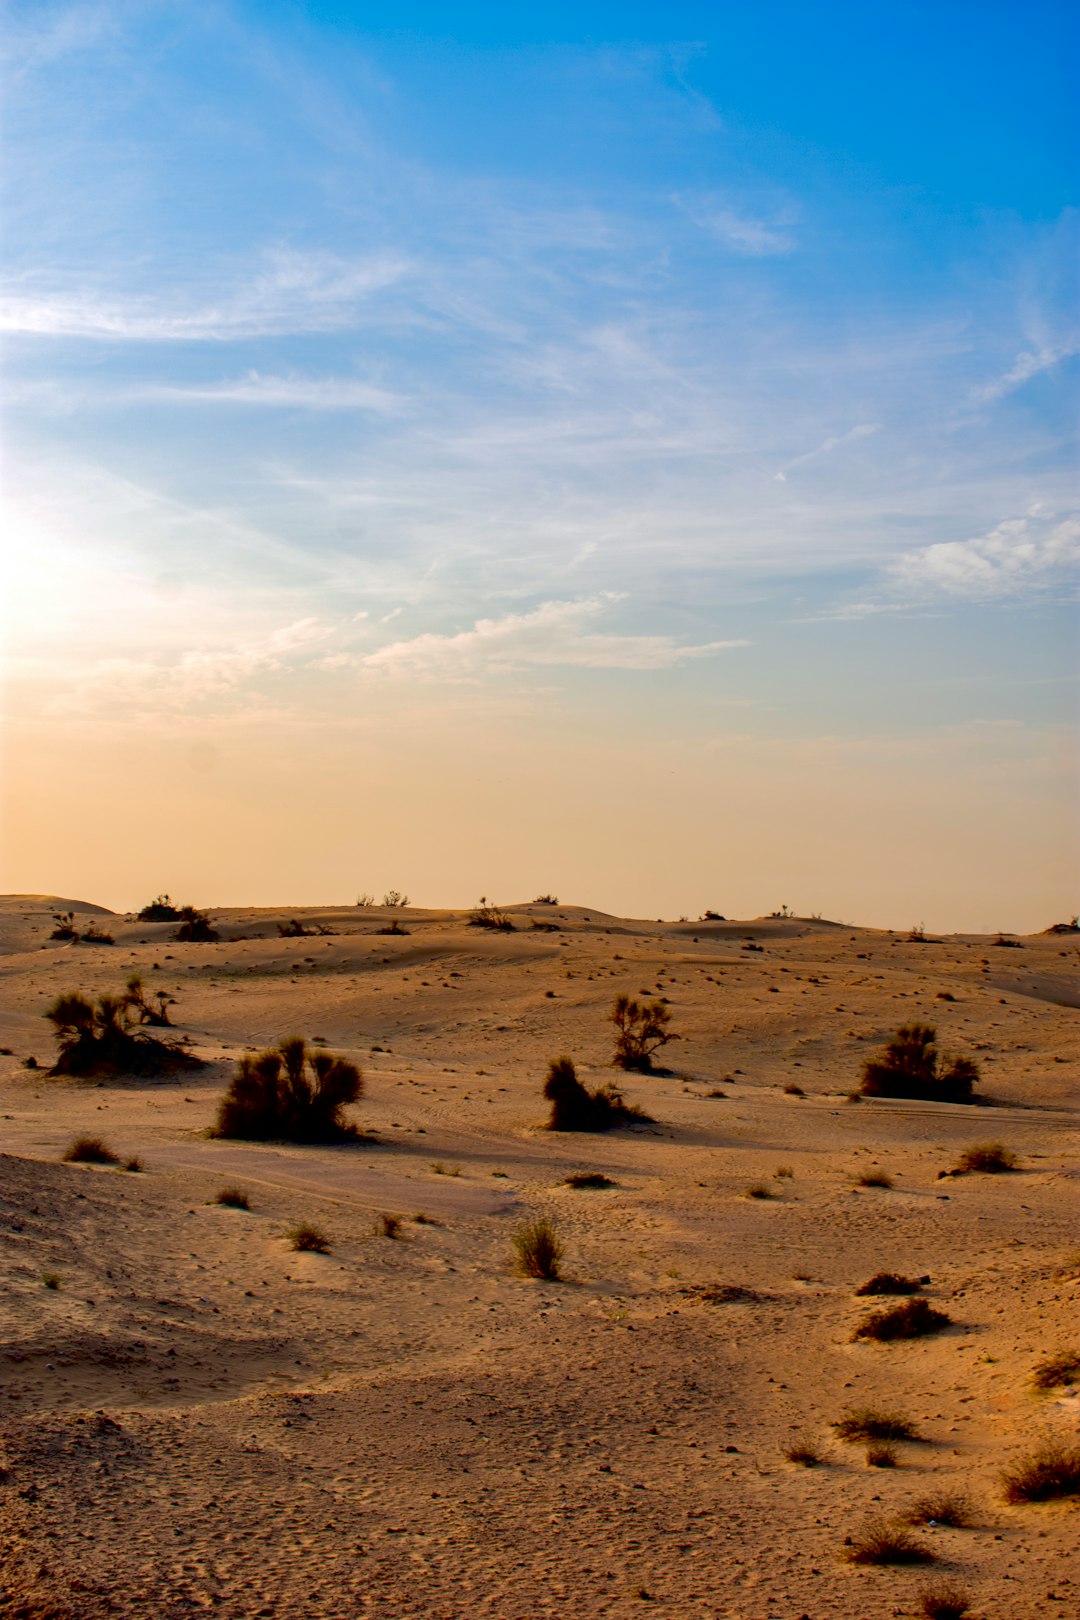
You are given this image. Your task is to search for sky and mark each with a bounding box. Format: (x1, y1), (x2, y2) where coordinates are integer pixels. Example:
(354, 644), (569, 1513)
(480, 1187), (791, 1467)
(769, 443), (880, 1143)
(1, 0), (1077, 930)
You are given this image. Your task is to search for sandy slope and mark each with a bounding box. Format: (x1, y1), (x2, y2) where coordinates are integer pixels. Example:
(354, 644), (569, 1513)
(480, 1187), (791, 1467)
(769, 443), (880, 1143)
(0, 898), (1077, 1618)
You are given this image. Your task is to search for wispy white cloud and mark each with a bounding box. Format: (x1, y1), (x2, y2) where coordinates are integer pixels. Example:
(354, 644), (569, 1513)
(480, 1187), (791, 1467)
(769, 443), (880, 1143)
(361, 597), (749, 677)
(674, 192), (796, 255)
(141, 373), (405, 412)
(973, 335), (1080, 403)
(890, 509), (1080, 598)
(775, 422), (879, 481)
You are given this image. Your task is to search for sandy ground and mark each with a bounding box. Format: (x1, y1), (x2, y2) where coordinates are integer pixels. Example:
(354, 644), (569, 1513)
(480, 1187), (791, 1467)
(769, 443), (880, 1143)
(0, 896), (1077, 1619)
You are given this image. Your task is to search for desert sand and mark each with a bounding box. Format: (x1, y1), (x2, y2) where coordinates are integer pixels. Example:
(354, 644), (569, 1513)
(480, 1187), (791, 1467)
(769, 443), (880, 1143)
(1, 896), (1077, 1619)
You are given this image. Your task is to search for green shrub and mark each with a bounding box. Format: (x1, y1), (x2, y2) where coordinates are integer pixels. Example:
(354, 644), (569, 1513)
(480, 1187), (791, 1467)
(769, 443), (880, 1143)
(213, 1037), (363, 1143)
(853, 1298), (951, 1341)
(860, 1024), (979, 1103)
(610, 995), (679, 1072)
(513, 1217), (563, 1280)
(544, 1055), (651, 1132)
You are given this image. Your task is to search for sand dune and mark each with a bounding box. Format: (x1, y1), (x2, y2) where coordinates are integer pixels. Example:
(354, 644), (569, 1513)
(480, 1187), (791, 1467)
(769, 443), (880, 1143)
(1, 899), (1077, 1617)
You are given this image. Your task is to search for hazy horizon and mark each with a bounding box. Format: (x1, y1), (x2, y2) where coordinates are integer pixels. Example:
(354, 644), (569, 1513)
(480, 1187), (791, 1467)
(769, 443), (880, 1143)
(2, 2), (1077, 933)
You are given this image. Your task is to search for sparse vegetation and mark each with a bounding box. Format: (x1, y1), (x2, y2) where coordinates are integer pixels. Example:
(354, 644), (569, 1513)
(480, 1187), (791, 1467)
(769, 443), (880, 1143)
(138, 895), (183, 922)
(123, 974), (175, 1027)
(62, 1136), (119, 1165)
(80, 922), (115, 944)
(610, 995), (679, 1073)
(122, 1156), (143, 1173)
(214, 1037), (363, 1143)
(375, 919), (410, 935)
(564, 1171), (617, 1189)
(905, 1493), (972, 1528)
(774, 1165), (794, 1178)
(948, 1141), (1018, 1175)
(382, 890), (409, 908)
(859, 1023), (979, 1104)
(512, 1217), (563, 1280)
(288, 1224), (331, 1253)
(1044, 916), (1079, 935)
(918, 1583), (971, 1619)
(45, 988), (201, 1079)
(856, 1170), (893, 1188)
(49, 911), (79, 941)
(213, 1187), (251, 1210)
(42, 1271), (61, 1290)
(173, 905), (218, 943)
(833, 1410), (920, 1443)
(846, 1518), (934, 1565)
(853, 1298), (951, 1341)
(469, 896), (515, 931)
(376, 1213), (401, 1238)
(1032, 1349), (1080, 1390)
(544, 1055), (651, 1132)
(866, 1442), (898, 1468)
(855, 1272), (923, 1297)
(1001, 1441), (1080, 1503)
(744, 1183), (775, 1200)
(783, 1082), (804, 1096)
(532, 894), (558, 905)
(783, 1439), (821, 1467)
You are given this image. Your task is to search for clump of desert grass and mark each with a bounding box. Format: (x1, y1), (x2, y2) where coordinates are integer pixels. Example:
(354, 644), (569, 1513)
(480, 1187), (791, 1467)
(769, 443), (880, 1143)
(1000, 1440), (1080, 1503)
(947, 1141), (1019, 1176)
(905, 1493), (972, 1528)
(543, 1056), (651, 1132)
(122, 1156), (143, 1173)
(783, 1438), (822, 1467)
(866, 1442), (898, 1468)
(855, 1272), (924, 1296)
(45, 988), (201, 1080)
(845, 1517), (934, 1565)
(288, 1224), (330, 1254)
(62, 1136), (119, 1165)
(859, 1024), (979, 1104)
(610, 995), (679, 1073)
(42, 1272), (61, 1290)
(173, 905), (218, 942)
(469, 897), (515, 931)
(563, 1171), (617, 1189)
(918, 1584), (972, 1619)
(1032, 1349), (1080, 1390)
(855, 1169), (894, 1188)
(213, 1037), (363, 1143)
(512, 1217), (563, 1280)
(213, 1187), (251, 1210)
(832, 1409), (920, 1443)
(744, 1182), (775, 1200)
(853, 1298), (950, 1342)
(375, 1213), (401, 1238)
(782, 1081), (805, 1096)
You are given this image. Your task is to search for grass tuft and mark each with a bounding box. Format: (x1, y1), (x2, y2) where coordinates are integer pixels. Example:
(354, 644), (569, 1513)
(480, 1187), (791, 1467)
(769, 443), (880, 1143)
(846, 1517), (934, 1565)
(564, 1171), (617, 1189)
(853, 1297), (950, 1342)
(512, 1217), (563, 1280)
(1032, 1349), (1080, 1390)
(832, 1409), (920, 1443)
(918, 1584), (972, 1619)
(905, 1493), (972, 1529)
(855, 1271), (924, 1296)
(376, 1213), (401, 1238)
(62, 1135), (119, 1165)
(214, 1187), (251, 1210)
(866, 1442), (898, 1468)
(783, 1439), (821, 1467)
(122, 1156), (143, 1173)
(949, 1141), (1019, 1175)
(42, 1272), (61, 1290)
(1001, 1441), (1080, 1503)
(288, 1223), (330, 1254)
(856, 1170), (894, 1188)
(744, 1183), (775, 1200)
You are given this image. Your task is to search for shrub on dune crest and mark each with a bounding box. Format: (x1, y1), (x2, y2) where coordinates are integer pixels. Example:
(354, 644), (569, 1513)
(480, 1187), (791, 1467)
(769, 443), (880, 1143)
(138, 894), (183, 922)
(174, 905), (218, 942)
(214, 1036), (363, 1142)
(859, 1024), (979, 1104)
(543, 1055), (651, 1132)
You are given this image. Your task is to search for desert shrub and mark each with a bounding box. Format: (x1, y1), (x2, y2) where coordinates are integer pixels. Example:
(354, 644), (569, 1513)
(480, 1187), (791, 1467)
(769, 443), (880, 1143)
(45, 988), (199, 1078)
(382, 890), (409, 908)
(905, 1493), (972, 1528)
(138, 894), (183, 922)
(278, 918), (313, 938)
(173, 905), (218, 942)
(213, 1187), (251, 1210)
(42, 1271), (61, 1290)
(513, 1217), (563, 1280)
(859, 1023), (979, 1104)
(853, 1298), (951, 1342)
(949, 1141), (1018, 1175)
(1032, 1349), (1080, 1390)
(918, 1584), (971, 1619)
(833, 1410), (920, 1443)
(376, 1213), (401, 1238)
(375, 919), (410, 935)
(610, 995), (679, 1073)
(701, 909), (725, 920)
(288, 1223), (330, 1253)
(783, 1082), (804, 1096)
(62, 1136), (119, 1165)
(783, 1439), (821, 1467)
(856, 1170), (893, 1188)
(744, 1183), (775, 1200)
(1001, 1441), (1080, 1503)
(469, 896), (515, 931)
(544, 1055), (651, 1132)
(80, 922), (115, 944)
(122, 1156), (143, 1173)
(867, 1442), (898, 1468)
(49, 911), (79, 941)
(532, 894), (558, 905)
(564, 1171), (616, 1189)
(856, 1272), (923, 1296)
(846, 1518), (934, 1565)
(214, 1037), (363, 1143)
(123, 974), (174, 1027)
(1044, 916), (1080, 935)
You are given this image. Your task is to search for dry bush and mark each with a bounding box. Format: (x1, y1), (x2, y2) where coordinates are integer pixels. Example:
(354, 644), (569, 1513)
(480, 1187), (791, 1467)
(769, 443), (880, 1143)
(853, 1297), (951, 1341)
(173, 905), (218, 942)
(80, 922), (115, 945)
(214, 1187), (251, 1210)
(214, 1037), (363, 1143)
(123, 974), (174, 1027)
(783, 1082), (805, 1096)
(856, 1170), (894, 1188)
(918, 1583), (971, 1619)
(288, 1224), (330, 1253)
(610, 995), (679, 1073)
(846, 1517), (934, 1565)
(1001, 1441), (1080, 1503)
(783, 1439), (822, 1467)
(856, 1272), (923, 1296)
(949, 1141), (1018, 1175)
(512, 1217), (563, 1280)
(62, 1136), (118, 1165)
(138, 894), (183, 921)
(544, 1055), (651, 1132)
(905, 1493), (972, 1528)
(774, 1165), (794, 1179)
(50, 910), (79, 941)
(42, 1272), (61, 1290)
(45, 988), (199, 1079)
(866, 1442), (898, 1468)
(564, 1171), (617, 1189)
(744, 1183), (775, 1200)
(376, 1213), (401, 1238)
(469, 896), (514, 931)
(833, 1409), (920, 1443)
(860, 1023), (979, 1104)
(1032, 1349), (1080, 1390)
(122, 1156), (143, 1173)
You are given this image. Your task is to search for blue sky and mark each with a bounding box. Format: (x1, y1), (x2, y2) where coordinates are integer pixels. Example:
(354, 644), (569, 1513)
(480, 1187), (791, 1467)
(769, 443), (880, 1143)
(2, 2), (1077, 926)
